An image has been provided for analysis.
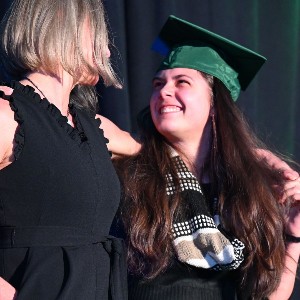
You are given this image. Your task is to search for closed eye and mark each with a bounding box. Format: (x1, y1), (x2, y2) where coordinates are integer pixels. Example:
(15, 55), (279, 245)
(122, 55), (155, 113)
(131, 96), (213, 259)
(177, 79), (190, 86)
(152, 79), (164, 89)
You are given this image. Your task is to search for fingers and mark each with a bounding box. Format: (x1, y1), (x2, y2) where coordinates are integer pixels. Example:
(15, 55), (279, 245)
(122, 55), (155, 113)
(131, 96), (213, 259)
(256, 149), (287, 167)
(255, 149), (300, 187)
(256, 149), (299, 180)
(281, 169), (300, 181)
(284, 190), (300, 202)
(283, 177), (300, 237)
(281, 177), (300, 203)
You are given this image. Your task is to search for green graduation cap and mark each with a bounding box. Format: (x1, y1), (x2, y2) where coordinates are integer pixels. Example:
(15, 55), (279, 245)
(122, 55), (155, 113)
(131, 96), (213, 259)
(152, 15), (266, 100)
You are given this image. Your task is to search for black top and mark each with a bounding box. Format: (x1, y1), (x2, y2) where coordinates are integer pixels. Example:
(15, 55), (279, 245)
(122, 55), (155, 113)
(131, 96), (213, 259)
(128, 261), (238, 300)
(112, 184), (242, 300)
(0, 81), (126, 299)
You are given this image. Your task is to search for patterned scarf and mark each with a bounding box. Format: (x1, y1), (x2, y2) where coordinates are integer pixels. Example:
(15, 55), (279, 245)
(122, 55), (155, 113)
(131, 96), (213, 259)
(167, 154), (245, 271)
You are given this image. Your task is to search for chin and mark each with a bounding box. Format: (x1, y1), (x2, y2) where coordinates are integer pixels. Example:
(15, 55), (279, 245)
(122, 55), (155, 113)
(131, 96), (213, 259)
(90, 77), (99, 86)
(156, 124), (181, 137)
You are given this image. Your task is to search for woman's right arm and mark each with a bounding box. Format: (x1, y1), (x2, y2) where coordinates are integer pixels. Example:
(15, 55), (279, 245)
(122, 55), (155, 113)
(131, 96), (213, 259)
(0, 88), (17, 299)
(0, 87), (16, 170)
(0, 277), (17, 300)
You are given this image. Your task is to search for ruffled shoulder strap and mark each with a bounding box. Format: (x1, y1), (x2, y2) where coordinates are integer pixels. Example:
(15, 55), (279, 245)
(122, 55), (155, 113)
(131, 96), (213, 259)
(73, 109), (112, 157)
(9, 81), (91, 149)
(0, 81), (25, 160)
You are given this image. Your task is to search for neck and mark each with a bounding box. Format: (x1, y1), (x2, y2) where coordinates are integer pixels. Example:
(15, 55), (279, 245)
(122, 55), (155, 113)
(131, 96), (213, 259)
(169, 122), (212, 181)
(20, 71), (74, 116)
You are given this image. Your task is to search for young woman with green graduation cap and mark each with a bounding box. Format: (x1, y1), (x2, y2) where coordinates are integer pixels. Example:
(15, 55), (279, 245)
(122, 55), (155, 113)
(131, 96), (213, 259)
(112, 16), (300, 300)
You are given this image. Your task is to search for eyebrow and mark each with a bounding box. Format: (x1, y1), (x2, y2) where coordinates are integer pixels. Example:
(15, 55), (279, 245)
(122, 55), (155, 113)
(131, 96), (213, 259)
(152, 74), (194, 82)
(152, 76), (162, 82)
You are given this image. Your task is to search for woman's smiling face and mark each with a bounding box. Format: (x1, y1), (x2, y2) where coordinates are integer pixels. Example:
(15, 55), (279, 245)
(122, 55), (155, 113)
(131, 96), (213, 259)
(150, 68), (213, 144)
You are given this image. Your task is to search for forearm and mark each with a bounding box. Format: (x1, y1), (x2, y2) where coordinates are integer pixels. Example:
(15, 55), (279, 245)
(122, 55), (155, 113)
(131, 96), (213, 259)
(108, 129), (141, 157)
(0, 277), (17, 300)
(269, 242), (300, 299)
(97, 114), (141, 156)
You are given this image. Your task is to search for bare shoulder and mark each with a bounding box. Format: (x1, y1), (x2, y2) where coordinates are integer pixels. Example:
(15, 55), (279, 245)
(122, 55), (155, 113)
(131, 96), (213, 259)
(0, 85), (14, 116)
(0, 85), (13, 95)
(0, 95), (14, 119)
(0, 93), (18, 169)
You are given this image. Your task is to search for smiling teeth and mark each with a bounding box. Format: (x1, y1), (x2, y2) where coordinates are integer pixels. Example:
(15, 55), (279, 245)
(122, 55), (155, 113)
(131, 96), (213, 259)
(160, 106), (181, 113)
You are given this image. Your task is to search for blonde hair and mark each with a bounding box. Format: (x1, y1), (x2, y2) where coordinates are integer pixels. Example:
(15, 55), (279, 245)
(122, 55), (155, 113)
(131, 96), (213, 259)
(1, 0), (121, 109)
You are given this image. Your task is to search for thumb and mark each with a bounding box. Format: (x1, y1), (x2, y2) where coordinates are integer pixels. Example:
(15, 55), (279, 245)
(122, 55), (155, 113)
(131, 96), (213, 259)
(282, 169), (300, 181)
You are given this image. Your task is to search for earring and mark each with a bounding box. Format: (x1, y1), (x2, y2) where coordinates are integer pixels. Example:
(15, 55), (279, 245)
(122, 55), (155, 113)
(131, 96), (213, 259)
(211, 112), (217, 151)
(211, 111), (218, 181)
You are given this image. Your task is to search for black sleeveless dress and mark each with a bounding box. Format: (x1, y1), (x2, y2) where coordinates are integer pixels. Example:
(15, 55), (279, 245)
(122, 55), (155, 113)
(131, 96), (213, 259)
(0, 81), (127, 299)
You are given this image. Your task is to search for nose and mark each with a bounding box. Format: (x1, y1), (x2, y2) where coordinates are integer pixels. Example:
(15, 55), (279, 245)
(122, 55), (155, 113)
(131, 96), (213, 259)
(159, 84), (173, 99)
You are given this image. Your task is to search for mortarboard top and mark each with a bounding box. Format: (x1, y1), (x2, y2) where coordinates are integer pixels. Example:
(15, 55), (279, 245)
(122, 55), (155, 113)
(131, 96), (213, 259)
(151, 15), (266, 100)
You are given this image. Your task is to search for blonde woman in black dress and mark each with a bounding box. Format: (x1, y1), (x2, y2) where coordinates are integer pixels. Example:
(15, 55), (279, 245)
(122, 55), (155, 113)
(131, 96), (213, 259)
(0, 0), (132, 299)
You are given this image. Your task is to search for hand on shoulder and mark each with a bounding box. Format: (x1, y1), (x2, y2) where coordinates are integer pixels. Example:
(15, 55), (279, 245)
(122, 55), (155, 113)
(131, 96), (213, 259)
(283, 175), (300, 239)
(255, 149), (300, 243)
(256, 148), (299, 180)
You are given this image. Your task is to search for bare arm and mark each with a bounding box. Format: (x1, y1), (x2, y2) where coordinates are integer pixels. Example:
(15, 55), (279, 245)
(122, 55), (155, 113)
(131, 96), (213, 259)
(96, 119), (299, 170)
(269, 176), (300, 299)
(0, 87), (16, 170)
(269, 242), (300, 299)
(0, 88), (17, 299)
(256, 148), (299, 180)
(254, 149), (300, 298)
(96, 114), (141, 157)
(0, 277), (17, 300)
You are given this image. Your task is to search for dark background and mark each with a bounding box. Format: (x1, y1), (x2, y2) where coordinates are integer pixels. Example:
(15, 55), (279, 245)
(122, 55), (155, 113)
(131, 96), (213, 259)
(1, 1), (299, 298)
(99, 0), (300, 166)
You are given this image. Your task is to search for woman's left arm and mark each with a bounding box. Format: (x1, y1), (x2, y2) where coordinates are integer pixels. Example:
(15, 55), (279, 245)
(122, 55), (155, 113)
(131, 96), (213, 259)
(96, 114), (141, 157)
(269, 176), (300, 299)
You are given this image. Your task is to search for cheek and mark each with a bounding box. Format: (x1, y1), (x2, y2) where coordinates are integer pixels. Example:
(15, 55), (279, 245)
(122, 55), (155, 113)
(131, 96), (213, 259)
(149, 97), (160, 127)
(187, 90), (211, 112)
(149, 95), (157, 114)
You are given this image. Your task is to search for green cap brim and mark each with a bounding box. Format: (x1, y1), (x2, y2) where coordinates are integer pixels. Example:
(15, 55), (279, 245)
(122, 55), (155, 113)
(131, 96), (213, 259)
(152, 15), (266, 100)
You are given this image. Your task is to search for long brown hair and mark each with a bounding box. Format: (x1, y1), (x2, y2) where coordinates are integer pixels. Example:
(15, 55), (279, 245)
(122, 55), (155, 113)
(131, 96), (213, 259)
(114, 77), (286, 299)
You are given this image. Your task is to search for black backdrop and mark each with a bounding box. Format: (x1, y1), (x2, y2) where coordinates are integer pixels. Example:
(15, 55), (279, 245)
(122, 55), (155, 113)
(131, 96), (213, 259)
(1, 1), (299, 298)
(98, 0), (300, 166)
(0, 1), (299, 161)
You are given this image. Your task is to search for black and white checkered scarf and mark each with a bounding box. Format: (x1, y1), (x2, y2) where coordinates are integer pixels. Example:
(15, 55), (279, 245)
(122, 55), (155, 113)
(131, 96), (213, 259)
(167, 153), (245, 271)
